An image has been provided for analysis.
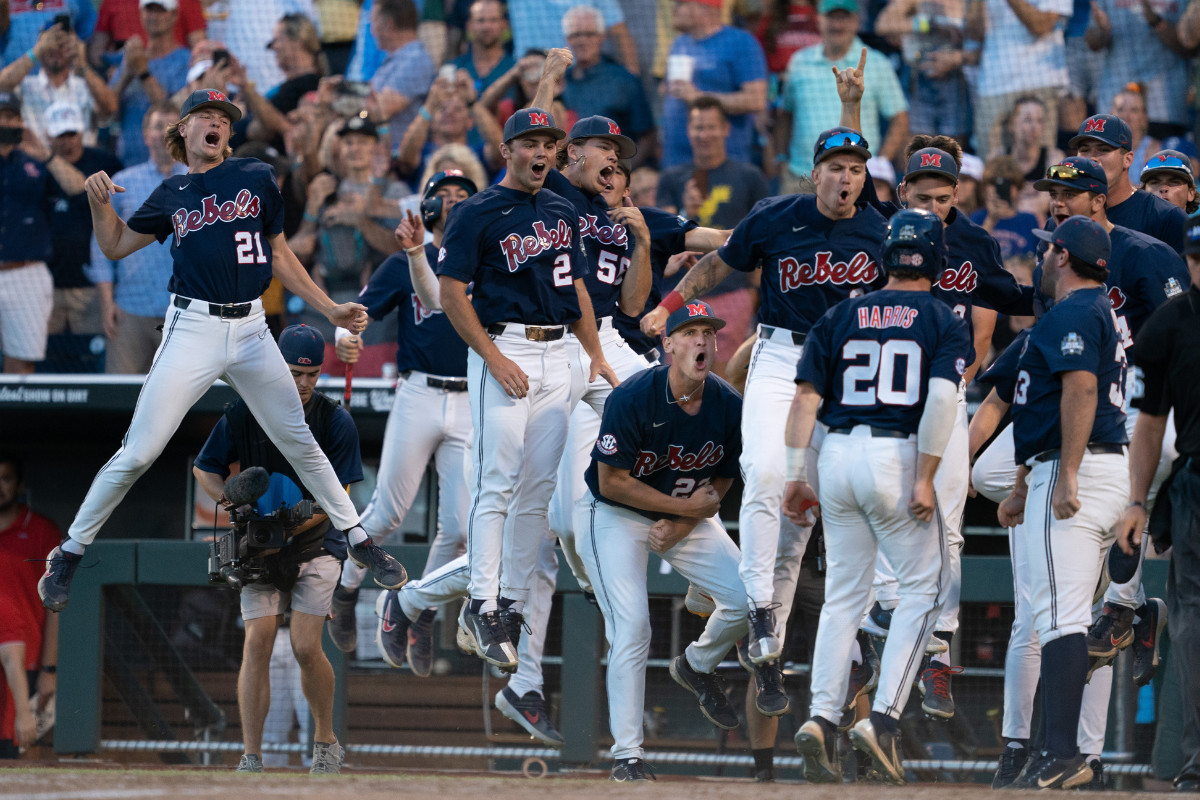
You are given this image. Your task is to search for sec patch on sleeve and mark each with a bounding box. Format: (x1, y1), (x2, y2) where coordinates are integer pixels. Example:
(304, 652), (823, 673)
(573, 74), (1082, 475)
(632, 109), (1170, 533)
(597, 434), (618, 455)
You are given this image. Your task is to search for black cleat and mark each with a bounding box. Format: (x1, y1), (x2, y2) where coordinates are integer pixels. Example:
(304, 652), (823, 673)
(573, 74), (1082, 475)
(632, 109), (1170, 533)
(752, 660), (790, 716)
(407, 608), (437, 677)
(39, 545), (82, 612)
(746, 606), (781, 664)
(375, 590), (413, 668)
(866, 601), (892, 637)
(327, 584), (359, 653)
(845, 631), (879, 711)
(347, 536), (408, 590)
(1086, 603), (1136, 658)
(611, 757), (654, 781)
(918, 657), (962, 719)
(753, 768), (775, 783)
(498, 605), (527, 674)
(460, 608), (518, 669)
(1132, 598), (1167, 687)
(496, 687), (564, 747)
(1087, 653), (1114, 683)
(795, 718), (842, 784)
(849, 717), (905, 785)
(1005, 751), (1093, 790)
(992, 743), (1028, 789)
(1078, 758), (1107, 791)
(669, 654), (738, 730)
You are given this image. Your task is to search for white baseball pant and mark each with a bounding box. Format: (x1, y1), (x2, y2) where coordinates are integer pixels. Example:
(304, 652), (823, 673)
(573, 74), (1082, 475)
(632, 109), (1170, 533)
(809, 427), (951, 724)
(341, 372), (473, 591)
(466, 324), (572, 606)
(576, 490), (749, 761)
(69, 297), (361, 545)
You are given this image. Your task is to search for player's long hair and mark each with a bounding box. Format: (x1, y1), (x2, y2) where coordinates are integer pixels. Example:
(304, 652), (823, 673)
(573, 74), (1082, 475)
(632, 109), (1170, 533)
(904, 135), (963, 173)
(166, 113), (234, 166)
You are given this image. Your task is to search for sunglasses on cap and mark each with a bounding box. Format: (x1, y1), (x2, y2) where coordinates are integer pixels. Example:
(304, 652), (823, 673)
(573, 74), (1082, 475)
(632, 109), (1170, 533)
(1144, 155), (1192, 174)
(820, 131), (868, 150)
(1046, 163), (1092, 181)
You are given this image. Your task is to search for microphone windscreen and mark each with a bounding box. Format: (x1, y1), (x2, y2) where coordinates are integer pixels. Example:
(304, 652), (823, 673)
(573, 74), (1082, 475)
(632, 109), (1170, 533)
(224, 466), (271, 507)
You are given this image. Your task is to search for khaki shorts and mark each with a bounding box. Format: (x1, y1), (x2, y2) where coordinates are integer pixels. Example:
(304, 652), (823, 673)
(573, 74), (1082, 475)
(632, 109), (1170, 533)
(240, 554), (341, 621)
(48, 287), (103, 335)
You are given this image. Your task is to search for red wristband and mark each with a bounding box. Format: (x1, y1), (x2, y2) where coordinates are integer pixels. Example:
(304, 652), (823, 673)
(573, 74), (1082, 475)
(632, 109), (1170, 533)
(661, 291), (685, 314)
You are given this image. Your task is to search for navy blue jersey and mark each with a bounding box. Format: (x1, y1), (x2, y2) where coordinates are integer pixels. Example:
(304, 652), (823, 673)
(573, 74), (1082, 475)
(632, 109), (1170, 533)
(543, 169), (635, 321)
(717, 194), (887, 334)
(436, 183), (586, 326)
(1011, 287), (1128, 463)
(795, 289), (972, 433)
(126, 157), (285, 304)
(1106, 189), (1187, 255)
(977, 327), (1031, 404)
(358, 244), (468, 377)
(584, 365), (742, 521)
(614, 208), (698, 355)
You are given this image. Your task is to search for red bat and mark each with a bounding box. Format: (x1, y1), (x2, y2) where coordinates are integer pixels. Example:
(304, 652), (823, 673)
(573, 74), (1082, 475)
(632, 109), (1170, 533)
(343, 364), (353, 407)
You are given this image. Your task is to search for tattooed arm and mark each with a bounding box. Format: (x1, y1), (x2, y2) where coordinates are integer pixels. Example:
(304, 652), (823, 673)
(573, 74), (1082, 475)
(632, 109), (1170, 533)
(639, 250), (737, 336)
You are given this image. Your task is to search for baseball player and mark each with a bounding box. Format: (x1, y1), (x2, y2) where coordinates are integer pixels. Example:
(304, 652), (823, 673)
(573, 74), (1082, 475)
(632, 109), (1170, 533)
(38, 89), (405, 612)
(325, 170), (478, 664)
(1140, 150), (1198, 214)
(574, 300), (758, 781)
(642, 126), (889, 682)
(435, 107), (616, 670)
(995, 216), (1129, 790)
(784, 209), (969, 786)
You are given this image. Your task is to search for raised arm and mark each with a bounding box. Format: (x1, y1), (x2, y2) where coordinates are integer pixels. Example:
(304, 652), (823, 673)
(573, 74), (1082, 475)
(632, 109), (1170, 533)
(683, 226), (732, 252)
(640, 250), (736, 336)
(86, 171), (157, 260)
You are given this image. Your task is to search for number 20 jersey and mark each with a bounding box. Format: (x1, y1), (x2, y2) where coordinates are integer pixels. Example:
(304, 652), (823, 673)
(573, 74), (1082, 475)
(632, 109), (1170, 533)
(795, 289), (971, 434)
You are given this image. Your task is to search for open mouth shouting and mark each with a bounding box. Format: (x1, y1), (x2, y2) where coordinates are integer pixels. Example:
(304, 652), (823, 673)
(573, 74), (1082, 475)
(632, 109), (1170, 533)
(598, 164), (615, 190)
(204, 130), (221, 147)
(530, 160), (547, 180)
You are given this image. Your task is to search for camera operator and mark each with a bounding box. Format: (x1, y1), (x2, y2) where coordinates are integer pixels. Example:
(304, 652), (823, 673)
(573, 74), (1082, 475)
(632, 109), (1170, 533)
(193, 324), (361, 775)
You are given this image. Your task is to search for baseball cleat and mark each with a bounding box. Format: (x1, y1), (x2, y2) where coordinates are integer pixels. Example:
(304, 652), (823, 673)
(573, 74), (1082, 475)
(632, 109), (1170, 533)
(347, 537), (408, 590)
(1132, 598), (1167, 687)
(407, 608), (438, 677)
(925, 634), (948, 655)
(498, 605), (527, 675)
(611, 757), (654, 781)
(669, 654), (738, 730)
(236, 753), (264, 773)
(844, 630), (879, 711)
(992, 742), (1028, 789)
(746, 606), (781, 664)
(1078, 757), (1106, 791)
(39, 545), (82, 613)
(327, 584), (359, 653)
(1005, 751), (1093, 790)
(375, 590), (413, 669)
(1087, 653), (1114, 682)
(685, 583), (716, 617)
(794, 718), (842, 784)
(918, 658), (962, 719)
(496, 687), (564, 747)
(861, 601), (892, 638)
(459, 607), (518, 669)
(849, 717), (905, 785)
(753, 767), (774, 783)
(752, 660), (790, 716)
(1086, 602), (1136, 658)
(309, 740), (345, 774)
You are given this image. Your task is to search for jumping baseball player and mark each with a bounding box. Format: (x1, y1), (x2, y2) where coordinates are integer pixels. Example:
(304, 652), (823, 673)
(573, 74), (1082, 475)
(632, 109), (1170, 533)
(38, 89), (405, 611)
(435, 107), (616, 671)
(325, 170), (478, 664)
(995, 215), (1129, 790)
(784, 209), (969, 786)
(574, 300), (761, 781)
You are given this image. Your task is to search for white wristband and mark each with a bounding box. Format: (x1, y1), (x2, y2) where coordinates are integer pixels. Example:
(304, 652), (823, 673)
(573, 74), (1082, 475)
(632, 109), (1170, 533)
(334, 326), (353, 343)
(785, 446), (807, 483)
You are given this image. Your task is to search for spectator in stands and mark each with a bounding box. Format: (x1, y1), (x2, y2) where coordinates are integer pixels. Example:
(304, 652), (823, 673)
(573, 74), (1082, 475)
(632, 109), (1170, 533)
(957, 152), (984, 216)
(1087, 0), (1191, 135)
(213, 0), (320, 92)
(775, 0), (907, 193)
(346, 0), (385, 82)
(43, 103), (123, 368)
(973, 154), (1039, 258)
(629, 164), (658, 207)
(395, 73), (504, 180)
(368, 0), (436, 151)
(109, 0), (191, 165)
(754, 0), (821, 74)
(314, 0), (361, 76)
(479, 50), (575, 130)
(89, 0), (206, 70)
(1, 0), (96, 69)
(507, 0), (638, 74)
(418, 141), (491, 193)
(230, 14), (326, 149)
(1060, 0), (1101, 140)
(867, 154), (896, 202)
(1111, 87), (1162, 182)
(87, 102), (182, 374)
(970, 0), (1071, 155)
(453, 0), (516, 96)
(0, 92), (85, 375)
(990, 95), (1062, 220)
(0, 454), (59, 760)
(1141, 149), (1199, 213)
(0, 25), (118, 147)
(663, 0), (768, 169)
(875, 0), (973, 146)
(560, 6), (655, 161)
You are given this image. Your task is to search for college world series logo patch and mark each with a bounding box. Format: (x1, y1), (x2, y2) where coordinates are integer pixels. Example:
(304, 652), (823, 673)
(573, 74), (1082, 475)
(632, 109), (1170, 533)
(597, 434), (618, 455)
(1061, 332), (1085, 356)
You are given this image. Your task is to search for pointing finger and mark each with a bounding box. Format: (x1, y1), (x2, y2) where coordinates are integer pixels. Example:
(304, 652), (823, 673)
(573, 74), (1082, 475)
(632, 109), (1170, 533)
(856, 47), (867, 76)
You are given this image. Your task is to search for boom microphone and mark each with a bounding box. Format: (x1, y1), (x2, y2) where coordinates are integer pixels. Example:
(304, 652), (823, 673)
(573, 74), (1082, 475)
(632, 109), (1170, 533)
(224, 466), (270, 508)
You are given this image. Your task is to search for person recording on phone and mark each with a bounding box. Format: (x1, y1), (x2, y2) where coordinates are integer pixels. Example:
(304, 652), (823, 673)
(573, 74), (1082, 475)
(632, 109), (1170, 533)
(973, 155), (1040, 259)
(192, 324), (363, 775)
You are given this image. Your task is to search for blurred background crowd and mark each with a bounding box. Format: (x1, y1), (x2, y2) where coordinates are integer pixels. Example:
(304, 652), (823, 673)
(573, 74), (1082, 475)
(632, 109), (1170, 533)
(0, 0), (1198, 378)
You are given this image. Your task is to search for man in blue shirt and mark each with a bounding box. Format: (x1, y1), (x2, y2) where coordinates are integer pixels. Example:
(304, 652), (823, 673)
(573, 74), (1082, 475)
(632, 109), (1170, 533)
(1, 0), (95, 68)
(369, 0), (437, 151)
(452, 0), (516, 96)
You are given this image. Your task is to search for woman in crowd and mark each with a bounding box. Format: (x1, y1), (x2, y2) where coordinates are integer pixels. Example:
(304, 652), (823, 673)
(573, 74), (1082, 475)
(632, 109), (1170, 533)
(1112, 85), (1161, 183)
(990, 96), (1062, 221)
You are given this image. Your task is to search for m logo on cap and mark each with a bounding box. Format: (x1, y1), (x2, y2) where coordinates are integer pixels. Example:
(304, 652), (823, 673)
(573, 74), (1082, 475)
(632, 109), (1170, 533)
(687, 303), (708, 317)
(920, 153), (942, 168)
(608, 121), (621, 135)
(297, 357), (312, 365)
(1084, 118), (1107, 133)
(528, 112), (549, 126)
(446, 169), (463, 176)
(207, 90), (228, 102)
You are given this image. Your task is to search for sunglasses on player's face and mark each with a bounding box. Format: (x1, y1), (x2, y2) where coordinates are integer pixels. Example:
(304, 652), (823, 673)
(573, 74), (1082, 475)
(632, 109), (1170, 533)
(819, 131), (868, 151)
(1143, 155), (1191, 175)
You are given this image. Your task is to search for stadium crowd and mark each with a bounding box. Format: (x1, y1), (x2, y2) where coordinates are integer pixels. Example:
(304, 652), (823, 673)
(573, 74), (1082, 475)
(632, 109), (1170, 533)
(0, 0), (1196, 375)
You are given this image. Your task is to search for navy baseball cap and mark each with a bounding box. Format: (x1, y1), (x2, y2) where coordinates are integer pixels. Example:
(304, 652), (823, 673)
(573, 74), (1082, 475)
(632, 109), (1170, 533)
(1032, 215), (1111, 270)
(0, 92), (20, 115)
(278, 324), (325, 367)
(1068, 114), (1133, 151)
(568, 115), (637, 159)
(904, 147), (958, 184)
(1185, 209), (1200, 255)
(1141, 149), (1195, 186)
(1108, 540), (1141, 585)
(1033, 157), (1108, 195)
(503, 107), (566, 144)
(665, 300), (726, 336)
(181, 88), (242, 123)
(338, 113), (378, 138)
(814, 127), (870, 166)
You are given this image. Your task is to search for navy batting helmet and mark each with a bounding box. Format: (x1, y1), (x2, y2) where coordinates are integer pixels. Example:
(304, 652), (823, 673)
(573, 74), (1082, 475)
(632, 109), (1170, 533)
(880, 208), (947, 282)
(420, 169), (478, 230)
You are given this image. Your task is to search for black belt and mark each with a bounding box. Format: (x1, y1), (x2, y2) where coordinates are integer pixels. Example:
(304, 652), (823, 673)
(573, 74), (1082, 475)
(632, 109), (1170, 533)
(487, 323), (565, 342)
(175, 295), (252, 319)
(828, 426), (910, 439)
(427, 376), (468, 392)
(761, 325), (806, 346)
(1032, 442), (1127, 463)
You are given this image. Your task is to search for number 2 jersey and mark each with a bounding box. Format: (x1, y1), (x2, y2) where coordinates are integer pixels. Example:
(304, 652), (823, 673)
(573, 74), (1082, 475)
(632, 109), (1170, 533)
(584, 364), (742, 521)
(795, 289), (972, 433)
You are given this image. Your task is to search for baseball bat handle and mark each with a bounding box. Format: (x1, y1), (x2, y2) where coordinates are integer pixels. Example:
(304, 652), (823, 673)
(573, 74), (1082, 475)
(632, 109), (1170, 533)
(344, 364), (354, 406)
